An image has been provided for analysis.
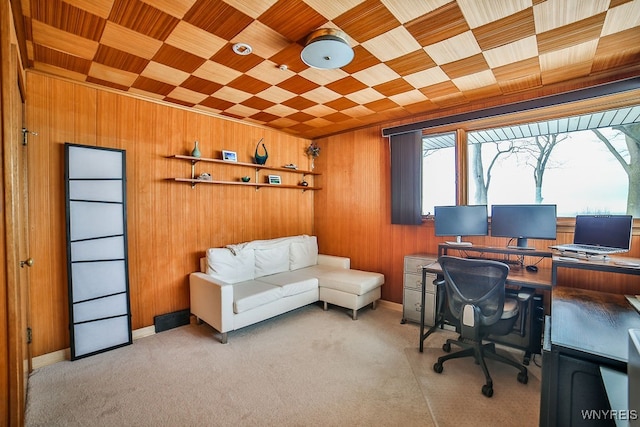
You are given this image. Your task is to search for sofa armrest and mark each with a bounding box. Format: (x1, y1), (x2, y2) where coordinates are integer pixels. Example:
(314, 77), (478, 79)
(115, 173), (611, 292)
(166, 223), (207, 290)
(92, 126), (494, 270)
(317, 254), (350, 269)
(189, 272), (234, 334)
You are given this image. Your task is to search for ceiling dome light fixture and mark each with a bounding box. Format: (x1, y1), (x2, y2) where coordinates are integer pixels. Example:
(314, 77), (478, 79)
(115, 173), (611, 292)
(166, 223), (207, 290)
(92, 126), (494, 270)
(300, 28), (354, 69)
(232, 42), (252, 55)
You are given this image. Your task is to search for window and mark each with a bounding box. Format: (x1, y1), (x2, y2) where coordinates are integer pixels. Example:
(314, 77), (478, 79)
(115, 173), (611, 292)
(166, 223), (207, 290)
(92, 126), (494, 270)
(467, 106), (639, 217)
(422, 133), (456, 216)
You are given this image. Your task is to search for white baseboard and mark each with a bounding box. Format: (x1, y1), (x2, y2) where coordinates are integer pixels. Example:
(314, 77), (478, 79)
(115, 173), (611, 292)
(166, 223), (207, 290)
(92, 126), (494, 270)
(31, 348), (70, 370)
(32, 303), (400, 369)
(377, 299), (402, 312)
(32, 325), (157, 369)
(132, 325), (156, 340)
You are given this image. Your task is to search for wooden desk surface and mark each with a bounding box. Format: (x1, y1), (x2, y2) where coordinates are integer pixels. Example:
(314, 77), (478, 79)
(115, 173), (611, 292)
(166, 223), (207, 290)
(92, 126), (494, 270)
(552, 254), (640, 274)
(439, 243), (552, 258)
(551, 287), (640, 364)
(423, 261), (552, 290)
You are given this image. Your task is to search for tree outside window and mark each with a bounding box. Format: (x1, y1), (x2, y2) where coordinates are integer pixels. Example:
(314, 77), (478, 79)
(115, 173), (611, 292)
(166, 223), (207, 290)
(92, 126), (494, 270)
(468, 109), (639, 217)
(421, 106), (639, 218)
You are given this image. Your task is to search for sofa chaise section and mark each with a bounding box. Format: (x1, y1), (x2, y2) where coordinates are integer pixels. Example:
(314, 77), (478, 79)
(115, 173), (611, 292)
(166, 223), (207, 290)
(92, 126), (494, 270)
(300, 264), (383, 320)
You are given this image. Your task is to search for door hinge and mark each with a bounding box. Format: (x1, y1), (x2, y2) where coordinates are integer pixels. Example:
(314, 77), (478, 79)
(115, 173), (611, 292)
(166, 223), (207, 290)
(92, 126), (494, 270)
(22, 128), (38, 146)
(27, 327), (32, 344)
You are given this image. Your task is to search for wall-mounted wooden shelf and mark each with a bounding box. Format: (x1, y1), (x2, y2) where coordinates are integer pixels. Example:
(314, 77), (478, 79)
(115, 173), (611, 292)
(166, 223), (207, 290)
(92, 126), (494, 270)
(168, 154), (321, 190)
(169, 177), (321, 190)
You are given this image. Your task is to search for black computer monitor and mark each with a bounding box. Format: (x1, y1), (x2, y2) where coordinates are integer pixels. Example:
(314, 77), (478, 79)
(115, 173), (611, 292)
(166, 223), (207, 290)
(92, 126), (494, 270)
(491, 204), (557, 249)
(434, 205), (488, 245)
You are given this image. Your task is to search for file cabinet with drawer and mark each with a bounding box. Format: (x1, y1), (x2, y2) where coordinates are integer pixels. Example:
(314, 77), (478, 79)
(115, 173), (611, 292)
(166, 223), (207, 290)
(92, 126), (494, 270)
(402, 254), (438, 325)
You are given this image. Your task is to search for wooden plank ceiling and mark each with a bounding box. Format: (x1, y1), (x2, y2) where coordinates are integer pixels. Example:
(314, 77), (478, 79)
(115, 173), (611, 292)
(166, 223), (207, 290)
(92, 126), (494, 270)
(16, 0), (640, 139)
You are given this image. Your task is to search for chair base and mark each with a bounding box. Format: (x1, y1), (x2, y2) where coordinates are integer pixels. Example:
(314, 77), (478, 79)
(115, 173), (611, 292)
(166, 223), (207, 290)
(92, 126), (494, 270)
(433, 336), (528, 398)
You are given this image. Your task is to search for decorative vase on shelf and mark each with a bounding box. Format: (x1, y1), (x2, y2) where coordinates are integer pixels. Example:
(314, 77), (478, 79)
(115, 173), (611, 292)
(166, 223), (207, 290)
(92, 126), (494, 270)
(191, 140), (201, 158)
(254, 138), (268, 165)
(306, 142), (319, 171)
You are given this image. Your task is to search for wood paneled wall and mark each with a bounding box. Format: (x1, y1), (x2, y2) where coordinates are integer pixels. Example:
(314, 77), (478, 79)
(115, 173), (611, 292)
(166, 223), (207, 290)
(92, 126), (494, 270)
(26, 71), (640, 359)
(314, 124), (640, 306)
(26, 72), (314, 357)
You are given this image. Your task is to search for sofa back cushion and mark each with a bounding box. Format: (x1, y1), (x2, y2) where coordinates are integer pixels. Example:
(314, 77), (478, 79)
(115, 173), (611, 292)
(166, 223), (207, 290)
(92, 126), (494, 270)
(290, 235), (318, 270)
(206, 247), (255, 284)
(254, 243), (290, 277)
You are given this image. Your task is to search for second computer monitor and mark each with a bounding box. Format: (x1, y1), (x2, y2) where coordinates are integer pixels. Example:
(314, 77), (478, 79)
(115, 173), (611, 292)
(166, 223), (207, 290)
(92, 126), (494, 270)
(491, 204), (557, 249)
(434, 205), (488, 245)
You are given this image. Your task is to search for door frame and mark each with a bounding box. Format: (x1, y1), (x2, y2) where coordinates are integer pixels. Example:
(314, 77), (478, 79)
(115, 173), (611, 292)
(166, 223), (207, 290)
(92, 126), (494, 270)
(1, 4), (31, 424)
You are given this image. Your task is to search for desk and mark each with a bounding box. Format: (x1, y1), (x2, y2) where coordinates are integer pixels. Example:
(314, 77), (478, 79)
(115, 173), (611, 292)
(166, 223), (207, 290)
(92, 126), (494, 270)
(540, 287), (640, 427)
(419, 257), (551, 361)
(420, 262), (553, 292)
(438, 243), (553, 260)
(435, 243), (553, 290)
(551, 254), (640, 285)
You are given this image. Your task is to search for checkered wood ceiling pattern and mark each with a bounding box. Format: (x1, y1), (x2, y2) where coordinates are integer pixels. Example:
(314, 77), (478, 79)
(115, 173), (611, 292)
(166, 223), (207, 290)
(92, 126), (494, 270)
(17, 0), (640, 139)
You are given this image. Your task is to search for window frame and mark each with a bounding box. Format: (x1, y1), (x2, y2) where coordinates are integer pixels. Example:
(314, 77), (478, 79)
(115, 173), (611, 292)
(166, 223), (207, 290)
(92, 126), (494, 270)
(416, 88), (640, 232)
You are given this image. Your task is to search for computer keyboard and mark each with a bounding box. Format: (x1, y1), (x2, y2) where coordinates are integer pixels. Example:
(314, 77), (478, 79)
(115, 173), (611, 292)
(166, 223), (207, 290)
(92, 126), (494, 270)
(614, 260), (640, 267)
(466, 256), (521, 266)
(553, 243), (626, 255)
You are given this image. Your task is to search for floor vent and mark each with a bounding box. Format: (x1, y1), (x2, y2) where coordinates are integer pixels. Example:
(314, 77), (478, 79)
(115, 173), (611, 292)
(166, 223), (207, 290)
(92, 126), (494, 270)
(154, 309), (190, 333)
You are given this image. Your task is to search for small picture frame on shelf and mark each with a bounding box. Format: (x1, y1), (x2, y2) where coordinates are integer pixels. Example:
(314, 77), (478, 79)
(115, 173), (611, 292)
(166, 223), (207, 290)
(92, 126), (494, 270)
(268, 174), (281, 185)
(222, 150), (237, 162)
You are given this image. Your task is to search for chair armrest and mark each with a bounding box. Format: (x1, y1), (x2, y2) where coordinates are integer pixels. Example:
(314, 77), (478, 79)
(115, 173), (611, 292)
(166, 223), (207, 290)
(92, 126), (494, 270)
(189, 272), (234, 334)
(515, 288), (535, 302)
(433, 277), (446, 287)
(317, 254), (350, 269)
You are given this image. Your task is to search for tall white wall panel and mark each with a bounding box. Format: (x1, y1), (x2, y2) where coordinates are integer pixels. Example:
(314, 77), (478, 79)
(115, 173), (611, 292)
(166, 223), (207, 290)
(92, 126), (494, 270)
(65, 143), (132, 360)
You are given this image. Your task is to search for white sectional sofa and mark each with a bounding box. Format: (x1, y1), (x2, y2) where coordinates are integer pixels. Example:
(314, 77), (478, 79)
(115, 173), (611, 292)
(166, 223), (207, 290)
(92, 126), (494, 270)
(189, 235), (384, 343)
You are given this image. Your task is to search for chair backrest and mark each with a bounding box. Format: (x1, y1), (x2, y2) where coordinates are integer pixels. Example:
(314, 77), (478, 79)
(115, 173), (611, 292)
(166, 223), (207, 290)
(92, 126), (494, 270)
(438, 256), (510, 328)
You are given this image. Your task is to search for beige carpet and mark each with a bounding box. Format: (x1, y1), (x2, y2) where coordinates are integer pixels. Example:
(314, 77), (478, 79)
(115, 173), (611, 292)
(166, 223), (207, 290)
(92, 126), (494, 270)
(406, 346), (541, 427)
(25, 303), (541, 426)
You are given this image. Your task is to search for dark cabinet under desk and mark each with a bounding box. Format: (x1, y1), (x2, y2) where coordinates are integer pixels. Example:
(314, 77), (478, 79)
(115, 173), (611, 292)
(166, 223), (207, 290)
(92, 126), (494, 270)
(540, 287), (640, 427)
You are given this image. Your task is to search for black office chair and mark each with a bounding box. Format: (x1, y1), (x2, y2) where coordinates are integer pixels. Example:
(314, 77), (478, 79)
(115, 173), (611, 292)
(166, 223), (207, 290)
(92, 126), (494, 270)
(432, 256), (528, 397)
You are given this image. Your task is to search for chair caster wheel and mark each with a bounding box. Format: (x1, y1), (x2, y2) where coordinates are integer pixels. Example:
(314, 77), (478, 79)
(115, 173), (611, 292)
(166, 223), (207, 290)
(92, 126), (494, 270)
(517, 372), (528, 384)
(442, 342), (451, 352)
(433, 363), (443, 374)
(482, 384), (493, 397)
